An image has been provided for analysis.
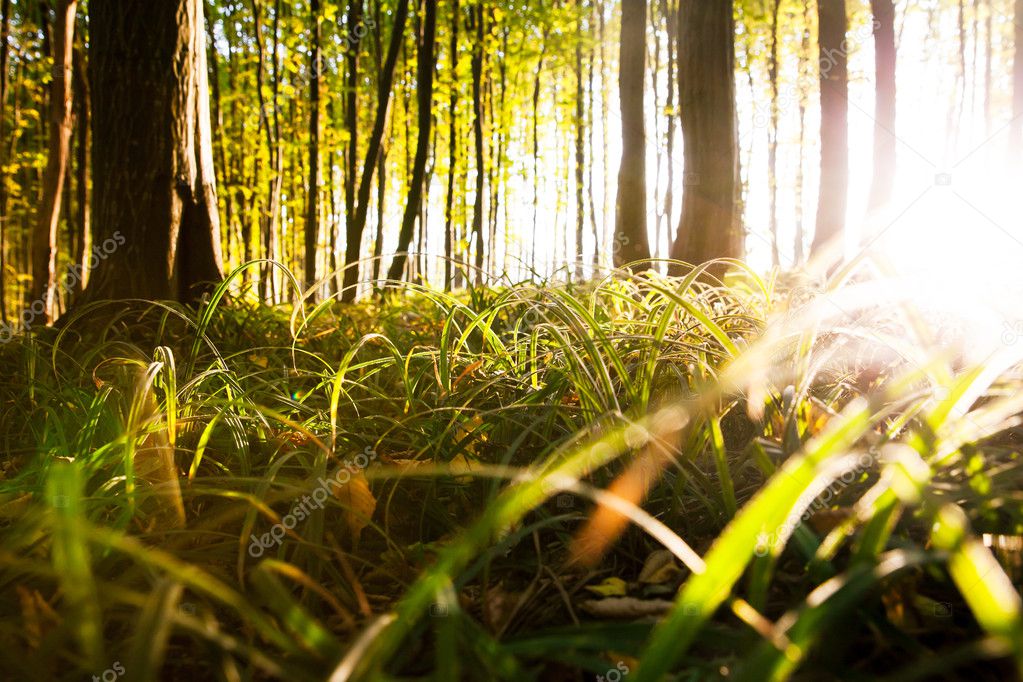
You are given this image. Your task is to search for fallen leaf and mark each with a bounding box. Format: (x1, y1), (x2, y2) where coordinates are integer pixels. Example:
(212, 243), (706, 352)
(584, 577), (629, 598)
(579, 597), (674, 619)
(638, 549), (683, 585)
(333, 471), (377, 542)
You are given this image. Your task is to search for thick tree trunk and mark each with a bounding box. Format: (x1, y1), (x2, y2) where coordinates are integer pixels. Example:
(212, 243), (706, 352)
(31, 0), (77, 321)
(614, 0), (651, 269)
(72, 31), (89, 296)
(811, 0), (849, 257)
(868, 0), (897, 213)
(670, 0), (740, 269)
(86, 0), (224, 303)
(305, 0), (322, 292)
(386, 0), (437, 284)
(341, 0), (409, 301)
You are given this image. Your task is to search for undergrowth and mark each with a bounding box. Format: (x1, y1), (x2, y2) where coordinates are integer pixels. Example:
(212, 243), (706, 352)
(0, 260), (1021, 681)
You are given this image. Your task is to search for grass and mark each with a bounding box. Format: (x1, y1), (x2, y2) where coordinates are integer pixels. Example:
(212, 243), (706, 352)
(1, 259), (1022, 680)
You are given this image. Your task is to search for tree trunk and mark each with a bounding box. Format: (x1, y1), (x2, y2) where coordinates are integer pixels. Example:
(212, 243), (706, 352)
(305, 0), (322, 292)
(86, 0), (224, 303)
(31, 0), (77, 321)
(867, 0), (897, 213)
(574, 2), (586, 278)
(0, 0), (10, 323)
(386, 0), (437, 285)
(670, 0), (740, 269)
(614, 0), (651, 269)
(341, 0), (409, 301)
(767, 0), (781, 267)
(811, 0), (849, 257)
(1012, 0), (1023, 154)
(469, 1), (486, 283)
(444, 0), (460, 289)
(72, 29), (89, 296)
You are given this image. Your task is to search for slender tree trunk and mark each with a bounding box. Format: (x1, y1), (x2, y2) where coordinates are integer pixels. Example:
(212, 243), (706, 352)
(811, 0), (849, 257)
(574, 2), (586, 278)
(670, 0), (740, 269)
(344, 0), (364, 289)
(661, 0), (677, 260)
(767, 0), (781, 268)
(0, 0), (10, 323)
(386, 0), (437, 284)
(868, 0), (897, 213)
(469, 1), (486, 283)
(531, 35), (547, 274)
(444, 0), (460, 289)
(31, 0), (77, 321)
(1012, 0), (1023, 154)
(305, 0), (322, 292)
(614, 0), (651, 268)
(86, 0), (224, 302)
(341, 0), (409, 301)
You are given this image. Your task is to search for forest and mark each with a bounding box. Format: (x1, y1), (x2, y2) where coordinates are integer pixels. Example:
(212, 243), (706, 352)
(1, 0), (1023, 679)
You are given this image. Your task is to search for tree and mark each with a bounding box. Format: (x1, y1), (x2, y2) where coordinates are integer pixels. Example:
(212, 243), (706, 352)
(614, 0), (651, 268)
(386, 0), (437, 284)
(468, 1), (486, 282)
(811, 0), (848, 257)
(85, 0), (224, 302)
(670, 0), (740, 269)
(1012, 0), (1023, 154)
(31, 0), (76, 320)
(867, 0), (896, 213)
(0, 0), (10, 323)
(341, 0), (409, 302)
(304, 0), (322, 292)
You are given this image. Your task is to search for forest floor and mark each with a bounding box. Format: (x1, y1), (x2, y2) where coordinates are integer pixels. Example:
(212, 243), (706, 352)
(0, 269), (1021, 681)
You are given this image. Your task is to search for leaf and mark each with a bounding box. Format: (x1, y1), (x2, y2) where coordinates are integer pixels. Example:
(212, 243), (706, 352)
(334, 471), (377, 541)
(579, 597), (674, 619)
(638, 550), (683, 585)
(584, 577), (629, 598)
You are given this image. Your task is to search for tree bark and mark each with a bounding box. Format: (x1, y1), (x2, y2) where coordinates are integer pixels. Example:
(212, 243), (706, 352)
(811, 0), (849, 257)
(31, 0), (76, 321)
(614, 0), (652, 269)
(72, 28), (89, 296)
(86, 0), (224, 303)
(341, 0), (409, 301)
(867, 0), (897, 213)
(386, 0), (437, 285)
(670, 0), (740, 269)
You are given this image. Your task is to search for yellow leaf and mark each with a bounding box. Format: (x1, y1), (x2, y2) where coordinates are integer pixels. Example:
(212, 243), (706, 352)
(584, 577), (628, 598)
(333, 471), (376, 542)
(637, 550), (683, 585)
(249, 355), (269, 369)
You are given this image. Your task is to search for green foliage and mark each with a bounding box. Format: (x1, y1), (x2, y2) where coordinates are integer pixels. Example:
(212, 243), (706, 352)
(0, 261), (1022, 679)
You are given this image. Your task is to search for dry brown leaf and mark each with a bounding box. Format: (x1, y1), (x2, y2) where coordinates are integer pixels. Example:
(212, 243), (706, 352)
(637, 549), (683, 585)
(334, 471), (377, 541)
(579, 597), (674, 619)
